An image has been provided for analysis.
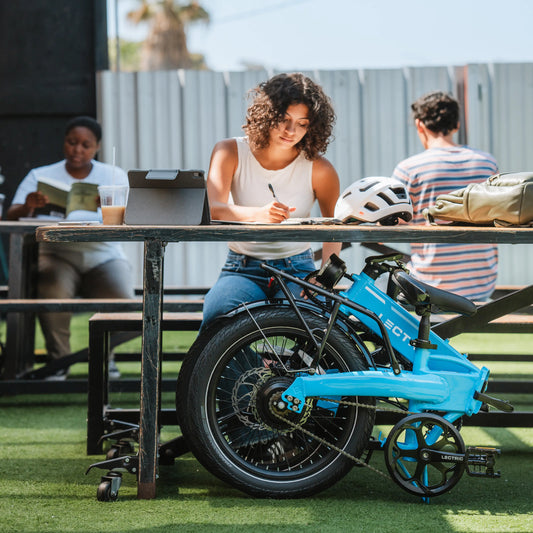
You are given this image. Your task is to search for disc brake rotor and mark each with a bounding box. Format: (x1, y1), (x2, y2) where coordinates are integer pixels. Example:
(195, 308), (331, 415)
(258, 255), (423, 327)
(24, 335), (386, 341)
(231, 367), (273, 429)
(231, 366), (312, 433)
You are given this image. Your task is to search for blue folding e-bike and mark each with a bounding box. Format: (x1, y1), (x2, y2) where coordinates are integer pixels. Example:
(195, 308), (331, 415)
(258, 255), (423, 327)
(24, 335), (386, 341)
(176, 253), (513, 500)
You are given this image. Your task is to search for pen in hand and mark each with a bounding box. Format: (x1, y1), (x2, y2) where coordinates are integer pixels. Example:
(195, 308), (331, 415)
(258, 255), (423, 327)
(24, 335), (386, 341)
(268, 182), (292, 221)
(268, 183), (281, 203)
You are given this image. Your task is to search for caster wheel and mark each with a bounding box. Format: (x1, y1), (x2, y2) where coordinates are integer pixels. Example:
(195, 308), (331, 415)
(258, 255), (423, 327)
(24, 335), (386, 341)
(97, 481), (117, 501)
(385, 413), (466, 498)
(96, 472), (122, 502)
(106, 448), (119, 460)
(105, 440), (135, 460)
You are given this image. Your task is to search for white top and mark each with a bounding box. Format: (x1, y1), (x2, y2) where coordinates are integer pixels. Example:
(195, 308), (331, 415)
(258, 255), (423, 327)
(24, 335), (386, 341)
(229, 137), (315, 259)
(13, 159), (129, 272)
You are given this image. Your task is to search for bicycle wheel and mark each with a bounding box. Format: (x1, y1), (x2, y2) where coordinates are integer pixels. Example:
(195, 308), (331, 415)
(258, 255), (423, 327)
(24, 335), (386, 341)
(177, 306), (375, 498)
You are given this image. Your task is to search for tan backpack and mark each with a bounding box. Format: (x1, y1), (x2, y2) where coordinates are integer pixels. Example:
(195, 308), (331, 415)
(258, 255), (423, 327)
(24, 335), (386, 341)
(424, 172), (533, 227)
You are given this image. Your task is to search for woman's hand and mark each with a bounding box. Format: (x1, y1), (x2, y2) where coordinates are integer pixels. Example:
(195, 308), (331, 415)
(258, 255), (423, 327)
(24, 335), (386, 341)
(257, 200), (295, 223)
(25, 191), (48, 210)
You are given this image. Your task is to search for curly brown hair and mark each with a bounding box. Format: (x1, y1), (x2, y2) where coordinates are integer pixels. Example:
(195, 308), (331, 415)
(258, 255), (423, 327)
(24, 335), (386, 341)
(411, 91), (459, 136)
(243, 72), (335, 160)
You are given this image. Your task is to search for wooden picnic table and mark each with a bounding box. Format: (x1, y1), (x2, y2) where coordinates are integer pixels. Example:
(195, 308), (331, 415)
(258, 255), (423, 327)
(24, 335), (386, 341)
(35, 222), (533, 499)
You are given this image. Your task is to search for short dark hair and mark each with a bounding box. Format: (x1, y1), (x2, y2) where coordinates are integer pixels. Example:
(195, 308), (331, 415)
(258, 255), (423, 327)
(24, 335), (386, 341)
(244, 72), (336, 160)
(64, 116), (102, 142)
(411, 91), (459, 136)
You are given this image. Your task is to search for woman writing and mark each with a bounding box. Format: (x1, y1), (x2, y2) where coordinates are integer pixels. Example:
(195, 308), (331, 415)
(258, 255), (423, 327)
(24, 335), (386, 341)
(202, 72), (341, 326)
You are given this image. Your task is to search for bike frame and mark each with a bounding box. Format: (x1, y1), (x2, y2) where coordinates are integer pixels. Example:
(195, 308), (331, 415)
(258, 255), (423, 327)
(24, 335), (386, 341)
(260, 263), (489, 425)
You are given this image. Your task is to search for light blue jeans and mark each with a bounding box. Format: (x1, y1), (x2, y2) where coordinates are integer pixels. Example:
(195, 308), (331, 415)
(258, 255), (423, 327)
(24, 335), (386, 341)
(202, 248), (316, 328)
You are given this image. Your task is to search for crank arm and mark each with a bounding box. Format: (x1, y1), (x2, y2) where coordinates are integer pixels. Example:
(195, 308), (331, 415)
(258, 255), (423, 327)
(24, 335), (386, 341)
(419, 448), (466, 464)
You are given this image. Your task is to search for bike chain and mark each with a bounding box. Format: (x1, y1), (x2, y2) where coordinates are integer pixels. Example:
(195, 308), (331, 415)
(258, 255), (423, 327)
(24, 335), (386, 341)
(269, 396), (415, 481)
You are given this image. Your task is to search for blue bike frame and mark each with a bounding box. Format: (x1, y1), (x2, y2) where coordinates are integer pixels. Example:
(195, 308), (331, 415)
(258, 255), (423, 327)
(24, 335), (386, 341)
(278, 267), (489, 424)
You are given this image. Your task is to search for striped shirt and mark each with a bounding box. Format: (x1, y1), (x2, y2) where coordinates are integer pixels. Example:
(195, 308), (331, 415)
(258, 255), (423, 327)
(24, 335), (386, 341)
(392, 146), (498, 300)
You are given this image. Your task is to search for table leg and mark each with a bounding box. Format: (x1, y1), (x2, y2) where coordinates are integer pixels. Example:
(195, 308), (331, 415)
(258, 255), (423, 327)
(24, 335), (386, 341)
(3, 232), (37, 378)
(137, 238), (164, 499)
(87, 318), (106, 455)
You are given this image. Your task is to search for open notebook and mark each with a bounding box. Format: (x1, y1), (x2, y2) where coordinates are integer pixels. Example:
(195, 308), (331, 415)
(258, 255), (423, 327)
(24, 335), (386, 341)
(211, 217), (343, 225)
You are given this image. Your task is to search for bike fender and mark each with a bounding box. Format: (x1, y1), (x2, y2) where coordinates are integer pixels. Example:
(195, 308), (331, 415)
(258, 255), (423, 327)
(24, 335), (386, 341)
(222, 299), (347, 322)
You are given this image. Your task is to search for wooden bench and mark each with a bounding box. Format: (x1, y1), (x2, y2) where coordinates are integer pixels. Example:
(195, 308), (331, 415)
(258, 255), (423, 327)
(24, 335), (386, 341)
(0, 287), (207, 381)
(86, 311), (203, 454)
(0, 298), (204, 313)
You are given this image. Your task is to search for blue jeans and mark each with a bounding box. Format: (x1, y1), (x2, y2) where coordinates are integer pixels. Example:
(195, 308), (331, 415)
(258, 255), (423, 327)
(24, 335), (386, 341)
(202, 249), (316, 328)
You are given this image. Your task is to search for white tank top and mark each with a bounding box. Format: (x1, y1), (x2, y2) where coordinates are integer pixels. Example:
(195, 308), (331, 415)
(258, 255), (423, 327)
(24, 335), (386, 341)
(229, 137), (315, 259)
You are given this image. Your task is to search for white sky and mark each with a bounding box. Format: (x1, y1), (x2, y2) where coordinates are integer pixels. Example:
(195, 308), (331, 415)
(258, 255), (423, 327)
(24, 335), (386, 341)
(108, 0), (533, 71)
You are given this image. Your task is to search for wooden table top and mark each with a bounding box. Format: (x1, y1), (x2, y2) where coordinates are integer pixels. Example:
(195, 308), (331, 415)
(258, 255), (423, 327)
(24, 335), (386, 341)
(36, 222), (533, 244)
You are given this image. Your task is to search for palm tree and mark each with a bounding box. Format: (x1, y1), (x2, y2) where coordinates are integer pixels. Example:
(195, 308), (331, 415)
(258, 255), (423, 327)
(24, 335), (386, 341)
(128, 0), (210, 70)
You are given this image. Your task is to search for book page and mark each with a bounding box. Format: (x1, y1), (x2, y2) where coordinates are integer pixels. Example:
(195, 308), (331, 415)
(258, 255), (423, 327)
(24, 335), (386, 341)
(67, 182), (98, 215)
(37, 176), (69, 214)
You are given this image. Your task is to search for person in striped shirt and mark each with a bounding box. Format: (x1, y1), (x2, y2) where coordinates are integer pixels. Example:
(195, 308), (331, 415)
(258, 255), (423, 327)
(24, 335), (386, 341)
(392, 91), (498, 301)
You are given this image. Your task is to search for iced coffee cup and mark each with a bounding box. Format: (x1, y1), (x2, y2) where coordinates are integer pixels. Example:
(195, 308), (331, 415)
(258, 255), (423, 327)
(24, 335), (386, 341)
(98, 185), (129, 225)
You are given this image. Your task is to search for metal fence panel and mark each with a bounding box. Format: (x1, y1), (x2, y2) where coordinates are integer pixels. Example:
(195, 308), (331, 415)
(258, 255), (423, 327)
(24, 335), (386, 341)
(136, 70), (184, 168)
(490, 63), (533, 172)
(319, 69), (364, 191)
(180, 70), (228, 169)
(465, 63), (493, 154)
(361, 68), (408, 177)
(226, 70), (271, 138)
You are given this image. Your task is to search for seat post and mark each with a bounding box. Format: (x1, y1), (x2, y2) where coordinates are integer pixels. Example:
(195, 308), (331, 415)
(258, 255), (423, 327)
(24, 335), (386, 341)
(410, 307), (437, 350)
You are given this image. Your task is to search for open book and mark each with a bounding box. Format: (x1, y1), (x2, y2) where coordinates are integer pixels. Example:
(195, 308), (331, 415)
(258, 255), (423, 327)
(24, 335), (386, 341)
(36, 176), (99, 217)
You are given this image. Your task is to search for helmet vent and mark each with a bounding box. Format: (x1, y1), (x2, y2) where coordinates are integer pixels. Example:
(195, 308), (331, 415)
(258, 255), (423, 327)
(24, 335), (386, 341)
(377, 192), (394, 205)
(359, 180), (379, 192)
(390, 187), (408, 199)
(364, 202), (379, 212)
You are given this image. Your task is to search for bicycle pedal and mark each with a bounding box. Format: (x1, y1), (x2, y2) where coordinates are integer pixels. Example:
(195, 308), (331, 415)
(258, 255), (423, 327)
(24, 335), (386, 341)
(465, 446), (501, 478)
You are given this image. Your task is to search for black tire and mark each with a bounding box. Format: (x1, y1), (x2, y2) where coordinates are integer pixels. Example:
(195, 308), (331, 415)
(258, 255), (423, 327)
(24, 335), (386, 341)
(177, 306), (375, 498)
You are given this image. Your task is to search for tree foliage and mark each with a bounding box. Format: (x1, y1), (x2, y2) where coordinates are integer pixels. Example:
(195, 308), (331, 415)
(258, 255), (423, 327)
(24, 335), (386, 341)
(127, 0), (210, 70)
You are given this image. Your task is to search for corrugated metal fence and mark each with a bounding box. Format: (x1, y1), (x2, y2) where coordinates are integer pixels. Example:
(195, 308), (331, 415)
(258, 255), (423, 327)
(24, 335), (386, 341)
(96, 63), (533, 288)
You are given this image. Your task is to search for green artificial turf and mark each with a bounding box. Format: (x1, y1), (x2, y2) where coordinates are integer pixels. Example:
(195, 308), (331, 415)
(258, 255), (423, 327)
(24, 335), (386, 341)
(0, 392), (532, 533)
(0, 315), (532, 532)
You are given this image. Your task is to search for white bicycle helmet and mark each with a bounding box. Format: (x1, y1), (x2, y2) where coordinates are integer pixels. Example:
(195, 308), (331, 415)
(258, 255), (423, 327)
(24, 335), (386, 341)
(334, 177), (413, 225)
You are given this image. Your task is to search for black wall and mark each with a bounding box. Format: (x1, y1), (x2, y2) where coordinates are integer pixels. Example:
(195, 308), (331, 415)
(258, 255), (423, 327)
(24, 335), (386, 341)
(0, 0), (108, 210)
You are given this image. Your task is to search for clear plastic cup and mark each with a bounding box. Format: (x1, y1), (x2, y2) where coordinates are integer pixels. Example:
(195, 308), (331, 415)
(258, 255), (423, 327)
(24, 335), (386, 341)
(98, 185), (129, 225)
